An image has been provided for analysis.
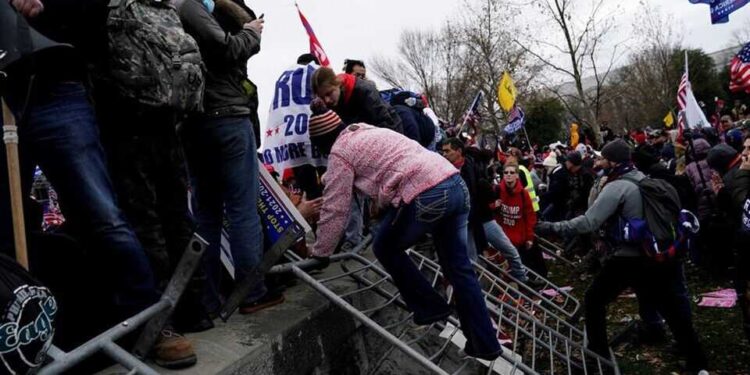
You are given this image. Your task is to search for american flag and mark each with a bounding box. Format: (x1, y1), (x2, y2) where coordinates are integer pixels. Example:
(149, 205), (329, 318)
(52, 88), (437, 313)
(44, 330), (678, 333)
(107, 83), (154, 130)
(730, 42), (750, 93)
(677, 71), (689, 130)
(295, 3), (331, 67)
(458, 91), (483, 135)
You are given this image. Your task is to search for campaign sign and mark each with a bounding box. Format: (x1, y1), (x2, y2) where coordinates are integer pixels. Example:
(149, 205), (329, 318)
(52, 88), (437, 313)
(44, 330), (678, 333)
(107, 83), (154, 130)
(260, 63), (328, 170)
(218, 165), (312, 278)
(504, 105), (526, 134)
(689, 0), (750, 24)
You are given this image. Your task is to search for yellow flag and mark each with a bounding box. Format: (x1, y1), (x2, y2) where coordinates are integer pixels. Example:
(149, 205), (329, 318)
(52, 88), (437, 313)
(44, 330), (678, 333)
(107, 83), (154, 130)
(663, 111), (674, 128)
(497, 71), (517, 113)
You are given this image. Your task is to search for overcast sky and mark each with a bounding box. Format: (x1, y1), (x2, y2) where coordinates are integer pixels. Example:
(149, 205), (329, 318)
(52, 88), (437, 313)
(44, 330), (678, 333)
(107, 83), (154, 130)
(248, 0), (750, 127)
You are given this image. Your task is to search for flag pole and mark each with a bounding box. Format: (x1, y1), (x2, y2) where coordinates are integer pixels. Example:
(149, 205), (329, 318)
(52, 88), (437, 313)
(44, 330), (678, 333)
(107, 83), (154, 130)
(521, 125), (533, 152)
(2, 99), (28, 270)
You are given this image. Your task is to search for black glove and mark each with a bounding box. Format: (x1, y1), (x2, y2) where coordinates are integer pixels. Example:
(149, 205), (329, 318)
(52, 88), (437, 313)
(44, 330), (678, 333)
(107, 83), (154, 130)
(310, 255), (330, 271)
(310, 97), (328, 115)
(535, 221), (556, 236)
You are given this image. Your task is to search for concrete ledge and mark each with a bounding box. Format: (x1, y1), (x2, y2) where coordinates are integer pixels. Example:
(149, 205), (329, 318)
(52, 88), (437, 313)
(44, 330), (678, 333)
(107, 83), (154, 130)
(99, 268), (364, 375)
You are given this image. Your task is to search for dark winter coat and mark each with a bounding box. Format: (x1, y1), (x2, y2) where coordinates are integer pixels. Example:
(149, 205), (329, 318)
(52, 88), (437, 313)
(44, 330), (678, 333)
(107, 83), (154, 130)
(646, 163), (697, 213)
(685, 158), (716, 219)
(708, 144), (744, 226)
(393, 104), (434, 148)
(685, 138), (716, 219)
(458, 155), (492, 249)
(178, 0), (260, 118)
(336, 75), (403, 134)
(540, 165), (569, 221)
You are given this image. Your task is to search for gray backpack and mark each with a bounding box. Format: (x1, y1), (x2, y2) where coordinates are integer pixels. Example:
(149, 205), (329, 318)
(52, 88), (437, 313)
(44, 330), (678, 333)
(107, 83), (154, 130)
(104, 0), (204, 112)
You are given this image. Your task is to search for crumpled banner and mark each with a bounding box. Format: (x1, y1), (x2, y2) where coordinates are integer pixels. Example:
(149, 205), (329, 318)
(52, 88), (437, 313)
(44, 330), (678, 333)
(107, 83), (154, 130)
(698, 288), (737, 308)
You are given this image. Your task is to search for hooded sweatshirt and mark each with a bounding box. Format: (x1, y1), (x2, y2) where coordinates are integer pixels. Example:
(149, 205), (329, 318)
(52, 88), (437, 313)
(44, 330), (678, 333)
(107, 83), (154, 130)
(312, 124), (457, 256)
(491, 181), (536, 247)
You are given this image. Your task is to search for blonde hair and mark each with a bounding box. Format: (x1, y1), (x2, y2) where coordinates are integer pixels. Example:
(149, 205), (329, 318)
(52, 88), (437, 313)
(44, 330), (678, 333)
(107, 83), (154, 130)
(504, 157), (519, 170)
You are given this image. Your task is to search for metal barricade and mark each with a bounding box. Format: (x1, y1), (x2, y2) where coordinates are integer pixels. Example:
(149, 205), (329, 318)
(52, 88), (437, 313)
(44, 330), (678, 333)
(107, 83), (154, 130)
(477, 254), (581, 322)
(39, 234), (208, 375)
(289, 247), (619, 375)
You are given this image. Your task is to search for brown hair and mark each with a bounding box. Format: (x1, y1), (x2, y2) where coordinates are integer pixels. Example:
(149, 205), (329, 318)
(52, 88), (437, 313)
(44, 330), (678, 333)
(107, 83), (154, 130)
(311, 67), (340, 95)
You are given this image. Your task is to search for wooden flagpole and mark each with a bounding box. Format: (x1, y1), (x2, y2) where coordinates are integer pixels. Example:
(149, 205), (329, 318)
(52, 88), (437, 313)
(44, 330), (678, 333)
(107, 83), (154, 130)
(2, 98), (28, 270)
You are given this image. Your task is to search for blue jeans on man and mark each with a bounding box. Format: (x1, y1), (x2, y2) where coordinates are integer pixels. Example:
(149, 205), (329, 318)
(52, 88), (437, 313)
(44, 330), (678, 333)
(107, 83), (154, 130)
(482, 220), (528, 281)
(0, 82), (158, 316)
(183, 116), (265, 312)
(372, 174), (501, 360)
(465, 220), (528, 281)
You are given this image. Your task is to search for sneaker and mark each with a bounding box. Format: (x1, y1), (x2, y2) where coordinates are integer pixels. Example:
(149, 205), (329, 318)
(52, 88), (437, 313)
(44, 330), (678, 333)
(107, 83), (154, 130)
(239, 291), (285, 315)
(153, 330), (197, 369)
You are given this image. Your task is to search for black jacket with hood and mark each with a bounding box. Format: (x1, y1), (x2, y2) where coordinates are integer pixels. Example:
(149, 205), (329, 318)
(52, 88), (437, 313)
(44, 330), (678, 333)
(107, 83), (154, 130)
(336, 76), (404, 134)
(708, 144), (745, 225)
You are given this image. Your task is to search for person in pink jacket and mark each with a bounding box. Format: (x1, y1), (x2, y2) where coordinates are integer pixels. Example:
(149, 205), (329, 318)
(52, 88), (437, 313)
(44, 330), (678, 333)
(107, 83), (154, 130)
(307, 98), (502, 360)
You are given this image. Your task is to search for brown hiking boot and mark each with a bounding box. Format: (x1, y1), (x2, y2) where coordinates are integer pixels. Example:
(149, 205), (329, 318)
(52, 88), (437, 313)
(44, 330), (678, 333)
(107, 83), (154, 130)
(239, 291), (285, 315)
(153, 330), (197, 369)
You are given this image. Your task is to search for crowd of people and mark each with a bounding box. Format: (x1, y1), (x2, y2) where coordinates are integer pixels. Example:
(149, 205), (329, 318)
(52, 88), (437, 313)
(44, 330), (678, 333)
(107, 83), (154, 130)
(1, 0), (750, 374)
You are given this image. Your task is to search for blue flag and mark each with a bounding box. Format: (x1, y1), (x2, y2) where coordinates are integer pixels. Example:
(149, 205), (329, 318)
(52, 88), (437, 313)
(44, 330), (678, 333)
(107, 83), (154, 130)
(504, 105), (525, 134)
(689, 0), (750, 24)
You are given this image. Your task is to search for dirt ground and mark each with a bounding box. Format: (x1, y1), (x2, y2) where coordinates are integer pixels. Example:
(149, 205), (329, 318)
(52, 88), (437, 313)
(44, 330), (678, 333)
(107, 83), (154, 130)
(547, 257), (750, 375)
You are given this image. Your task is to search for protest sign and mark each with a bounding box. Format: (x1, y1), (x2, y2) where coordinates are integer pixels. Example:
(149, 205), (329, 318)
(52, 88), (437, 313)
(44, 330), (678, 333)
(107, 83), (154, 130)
(260, 63), (328, 170)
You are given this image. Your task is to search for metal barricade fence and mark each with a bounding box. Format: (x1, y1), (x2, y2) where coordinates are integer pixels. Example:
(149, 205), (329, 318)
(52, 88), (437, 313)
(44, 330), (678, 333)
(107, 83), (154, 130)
(287, 244), (620, 375)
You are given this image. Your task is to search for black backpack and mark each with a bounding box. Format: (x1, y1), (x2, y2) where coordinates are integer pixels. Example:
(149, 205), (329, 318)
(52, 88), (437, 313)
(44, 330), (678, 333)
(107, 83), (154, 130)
(0, 254), (57, 374)
(618, 177), (700, 261)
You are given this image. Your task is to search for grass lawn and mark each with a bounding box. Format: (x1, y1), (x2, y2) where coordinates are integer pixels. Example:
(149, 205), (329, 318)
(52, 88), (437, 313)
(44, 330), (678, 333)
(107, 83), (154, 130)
(546, 257), (750, 374)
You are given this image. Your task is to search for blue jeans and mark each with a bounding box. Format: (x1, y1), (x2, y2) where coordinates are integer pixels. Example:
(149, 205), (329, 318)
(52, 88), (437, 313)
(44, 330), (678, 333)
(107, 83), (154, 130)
(184, 116), (265, 311)
(466, 221), (528, 281)
(373, 174), (501, 358)
(0, 82), (158, 315)
(344, 192), (365, 246)
(482, 221), (528, 281)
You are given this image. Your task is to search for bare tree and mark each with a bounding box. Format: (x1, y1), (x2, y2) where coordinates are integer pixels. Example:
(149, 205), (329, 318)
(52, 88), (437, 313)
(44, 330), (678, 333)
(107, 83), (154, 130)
(370, 0), (538, 131)
(520, 0), (626, 145)
(461, 0), (538, 134)
(610, 2), (683, 131)
(370, 26), (474, 125)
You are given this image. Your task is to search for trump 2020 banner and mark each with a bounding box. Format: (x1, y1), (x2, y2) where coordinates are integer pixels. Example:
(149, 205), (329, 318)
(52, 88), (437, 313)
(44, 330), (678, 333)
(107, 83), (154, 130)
(260, 63), (328, 170)
(689, 0), (750, 24)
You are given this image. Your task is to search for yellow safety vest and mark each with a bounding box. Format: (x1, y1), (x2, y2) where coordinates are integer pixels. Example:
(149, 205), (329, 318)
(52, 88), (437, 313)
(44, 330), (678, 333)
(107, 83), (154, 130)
(518, 165), (540, 212)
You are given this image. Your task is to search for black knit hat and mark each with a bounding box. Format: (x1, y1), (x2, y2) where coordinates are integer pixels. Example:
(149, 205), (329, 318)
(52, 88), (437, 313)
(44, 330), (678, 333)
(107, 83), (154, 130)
(601, 139), (631, 164)
(565, 151), (582, 166)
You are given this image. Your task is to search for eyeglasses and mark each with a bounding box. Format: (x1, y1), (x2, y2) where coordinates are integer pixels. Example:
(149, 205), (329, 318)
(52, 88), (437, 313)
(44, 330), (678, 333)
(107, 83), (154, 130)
(503, 171), (517, 175)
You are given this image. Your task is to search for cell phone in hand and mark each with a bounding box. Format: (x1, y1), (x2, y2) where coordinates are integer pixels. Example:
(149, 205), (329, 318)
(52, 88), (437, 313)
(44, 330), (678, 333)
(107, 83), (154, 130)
(259, 13), (264, 19)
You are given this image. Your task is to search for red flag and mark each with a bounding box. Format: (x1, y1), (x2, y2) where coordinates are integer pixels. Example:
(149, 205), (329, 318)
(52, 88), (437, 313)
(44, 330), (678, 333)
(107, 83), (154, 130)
(295, 3), (330, 67)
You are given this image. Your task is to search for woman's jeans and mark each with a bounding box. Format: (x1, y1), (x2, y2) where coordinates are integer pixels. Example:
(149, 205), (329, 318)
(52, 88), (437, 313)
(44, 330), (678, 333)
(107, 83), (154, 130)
(482, 220), (528, 281)
(184, 116), (265, 311)
(373, 174), (501, 358)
